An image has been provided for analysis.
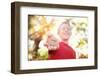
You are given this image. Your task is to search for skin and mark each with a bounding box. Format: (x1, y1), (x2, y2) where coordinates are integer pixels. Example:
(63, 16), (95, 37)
(46, 21), (72, 50)
(58, 23), (72, 44)
(45, 34), (59, 50)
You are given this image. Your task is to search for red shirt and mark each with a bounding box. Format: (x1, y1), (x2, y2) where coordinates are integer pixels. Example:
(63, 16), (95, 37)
(49, 42), (76, 60)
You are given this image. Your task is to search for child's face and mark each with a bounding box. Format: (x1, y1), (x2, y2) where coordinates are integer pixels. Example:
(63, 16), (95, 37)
(58, 23), (71, 41)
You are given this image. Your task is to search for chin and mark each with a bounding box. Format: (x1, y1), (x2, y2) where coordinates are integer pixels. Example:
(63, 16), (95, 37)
(60, 35), (69, 40)
(62, 37), (68, 40)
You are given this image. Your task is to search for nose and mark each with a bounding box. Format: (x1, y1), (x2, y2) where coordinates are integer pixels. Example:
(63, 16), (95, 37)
(64, 29), (69, 33)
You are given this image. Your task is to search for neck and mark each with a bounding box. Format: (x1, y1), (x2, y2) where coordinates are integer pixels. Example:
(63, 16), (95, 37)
(62, 39), (68, 44)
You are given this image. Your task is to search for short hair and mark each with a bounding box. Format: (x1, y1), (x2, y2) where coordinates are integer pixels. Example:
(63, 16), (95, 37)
(58, 20), (72, 34)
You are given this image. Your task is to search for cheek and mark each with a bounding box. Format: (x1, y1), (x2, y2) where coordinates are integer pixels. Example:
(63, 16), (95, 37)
(62, 31), (68, 36)
(59, 31), (67, 38)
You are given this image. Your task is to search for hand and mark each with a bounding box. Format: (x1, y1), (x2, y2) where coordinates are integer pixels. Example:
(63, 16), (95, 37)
(45, 34), (59, 50)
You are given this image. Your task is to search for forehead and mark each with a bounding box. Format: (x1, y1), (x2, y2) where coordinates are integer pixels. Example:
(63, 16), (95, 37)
(59, 23), (70, 29)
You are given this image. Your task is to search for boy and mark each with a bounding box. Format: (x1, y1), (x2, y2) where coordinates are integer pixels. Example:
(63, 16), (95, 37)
(46, 20), (76, 59)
